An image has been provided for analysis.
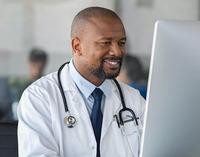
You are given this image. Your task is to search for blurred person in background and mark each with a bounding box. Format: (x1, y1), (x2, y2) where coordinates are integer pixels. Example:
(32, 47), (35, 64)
(28, 48), (48, 82)
(117, 54), (147, 99)
(9, 48), (48, 120)
(10, 47), (48, 101)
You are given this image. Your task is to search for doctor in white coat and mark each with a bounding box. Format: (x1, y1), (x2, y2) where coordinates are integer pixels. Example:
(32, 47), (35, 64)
(18, 7), (145, 157)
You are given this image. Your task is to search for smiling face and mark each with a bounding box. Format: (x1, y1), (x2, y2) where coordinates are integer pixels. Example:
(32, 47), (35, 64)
(72, 16), (126, 86)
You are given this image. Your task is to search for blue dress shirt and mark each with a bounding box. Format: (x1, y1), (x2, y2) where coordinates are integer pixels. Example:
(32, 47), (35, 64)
(68, 60), (111, 115)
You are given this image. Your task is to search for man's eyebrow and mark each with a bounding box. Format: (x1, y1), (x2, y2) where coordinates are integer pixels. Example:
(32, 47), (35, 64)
(97, 37), (127, 41)
(120, 37), (127, 41)
(97, 37), (112, 40)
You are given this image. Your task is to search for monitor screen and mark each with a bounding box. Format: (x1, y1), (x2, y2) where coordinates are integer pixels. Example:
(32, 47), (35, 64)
(140, 20), (200, 157)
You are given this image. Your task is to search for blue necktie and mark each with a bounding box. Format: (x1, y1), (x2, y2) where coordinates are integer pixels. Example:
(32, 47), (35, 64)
(91, 88), (103, 157)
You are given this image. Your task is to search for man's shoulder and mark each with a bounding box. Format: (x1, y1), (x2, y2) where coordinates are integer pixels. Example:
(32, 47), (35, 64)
(27, 72), (58, 91)
(116, 80), (140, 94)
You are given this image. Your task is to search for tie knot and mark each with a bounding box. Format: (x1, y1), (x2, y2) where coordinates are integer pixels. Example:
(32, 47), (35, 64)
(92, 88), (103, 100)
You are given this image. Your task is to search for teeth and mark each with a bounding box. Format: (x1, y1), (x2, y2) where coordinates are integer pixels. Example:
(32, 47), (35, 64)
(108, 61), (118, 65)
(105, 59), (119, 64)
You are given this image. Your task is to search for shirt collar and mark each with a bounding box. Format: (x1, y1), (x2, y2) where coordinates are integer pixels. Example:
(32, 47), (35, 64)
(69, 59), (111, 98)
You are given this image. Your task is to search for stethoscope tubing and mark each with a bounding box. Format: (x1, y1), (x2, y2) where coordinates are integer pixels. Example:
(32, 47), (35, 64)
(57, 62), (139, 127)
(57, 62), (69, 113)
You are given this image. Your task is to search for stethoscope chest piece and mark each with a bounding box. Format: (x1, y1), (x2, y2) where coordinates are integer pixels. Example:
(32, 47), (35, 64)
(64, 116), (76, 128)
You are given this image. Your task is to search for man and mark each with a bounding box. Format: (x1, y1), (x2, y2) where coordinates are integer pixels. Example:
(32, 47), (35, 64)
(18, 7), (145, 157)
(8, 48), (48, 120)
(9, 48), (48, 102)
(28, 48), (48, 81)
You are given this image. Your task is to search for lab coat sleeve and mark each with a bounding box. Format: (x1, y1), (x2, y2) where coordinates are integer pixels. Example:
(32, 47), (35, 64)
(122, 83), (146, 125)
(17, 85), (60, 157)
(124, 84), (146, 127)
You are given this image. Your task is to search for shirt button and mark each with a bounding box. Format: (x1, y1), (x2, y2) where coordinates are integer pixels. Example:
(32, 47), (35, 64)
(91, 146), (95, 150)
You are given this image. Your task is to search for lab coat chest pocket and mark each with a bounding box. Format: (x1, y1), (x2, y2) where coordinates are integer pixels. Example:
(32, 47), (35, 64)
(122, 121), (138, 135)
(122, 120), (142, 157)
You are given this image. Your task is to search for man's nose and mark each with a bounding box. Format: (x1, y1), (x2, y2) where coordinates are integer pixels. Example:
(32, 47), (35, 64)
(109, 43), (125, 56)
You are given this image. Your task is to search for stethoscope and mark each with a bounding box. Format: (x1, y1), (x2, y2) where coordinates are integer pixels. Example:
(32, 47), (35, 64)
(57, 62), (139, 128)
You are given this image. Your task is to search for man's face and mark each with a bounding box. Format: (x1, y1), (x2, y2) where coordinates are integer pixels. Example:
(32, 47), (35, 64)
(72, 16), (126, 85)
(29, 62), (45, 81)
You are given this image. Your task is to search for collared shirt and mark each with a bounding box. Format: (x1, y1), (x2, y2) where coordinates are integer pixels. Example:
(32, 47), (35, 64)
(69, 59), (111, 115)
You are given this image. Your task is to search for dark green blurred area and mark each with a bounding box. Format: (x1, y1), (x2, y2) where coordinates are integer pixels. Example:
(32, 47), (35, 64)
(0, 77), (33, 122)
(8, 77), (32, 101)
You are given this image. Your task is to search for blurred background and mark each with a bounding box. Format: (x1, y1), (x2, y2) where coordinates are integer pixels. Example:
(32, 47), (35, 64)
(0, 0), (200, 122)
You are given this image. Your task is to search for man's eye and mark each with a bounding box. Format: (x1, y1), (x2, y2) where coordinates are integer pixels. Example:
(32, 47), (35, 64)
(100, 41), (111, 46)
(119, 41), (126, 47)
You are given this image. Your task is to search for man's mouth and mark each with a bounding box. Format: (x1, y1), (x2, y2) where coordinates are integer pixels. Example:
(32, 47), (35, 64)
(103, 59), (121, 69)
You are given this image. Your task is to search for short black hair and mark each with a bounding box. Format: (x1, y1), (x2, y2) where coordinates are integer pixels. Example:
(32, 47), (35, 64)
(29, 48), (48, 64)
(71, 6), (123, 37)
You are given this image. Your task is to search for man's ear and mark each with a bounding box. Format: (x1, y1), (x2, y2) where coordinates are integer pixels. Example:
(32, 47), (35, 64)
(71, 37), (81, 56)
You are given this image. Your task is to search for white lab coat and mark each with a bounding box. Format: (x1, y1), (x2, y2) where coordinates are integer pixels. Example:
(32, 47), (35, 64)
(18, 64), (146, 157)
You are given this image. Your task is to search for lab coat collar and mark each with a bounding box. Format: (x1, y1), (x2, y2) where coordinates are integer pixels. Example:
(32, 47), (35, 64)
(59, 62), (121, 111)
(68, 60), (111, 98)
(60, 63), (76, 92)
(68, 60), (95, 98)
(60, 60), (111, 97)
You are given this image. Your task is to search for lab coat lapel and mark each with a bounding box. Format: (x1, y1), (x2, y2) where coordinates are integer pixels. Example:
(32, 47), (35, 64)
(71, 90), (89, 119)
(101, 84), (121, 140)
(60, 64), (94, 138)
(60, 63), (89, 118)
(67, 85), (97, 144)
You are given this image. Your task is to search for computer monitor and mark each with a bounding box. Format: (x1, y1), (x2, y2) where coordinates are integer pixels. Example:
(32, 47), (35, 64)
(140, 20), (200, 157)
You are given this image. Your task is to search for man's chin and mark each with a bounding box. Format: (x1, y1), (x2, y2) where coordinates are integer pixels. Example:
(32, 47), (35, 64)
(105, 71), (120, 79)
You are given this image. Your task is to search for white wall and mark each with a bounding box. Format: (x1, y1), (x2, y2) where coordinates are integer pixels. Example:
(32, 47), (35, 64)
(117, 0), (199, 69)
(0, 0), (199, 75)
(0, 0), (116, 76)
